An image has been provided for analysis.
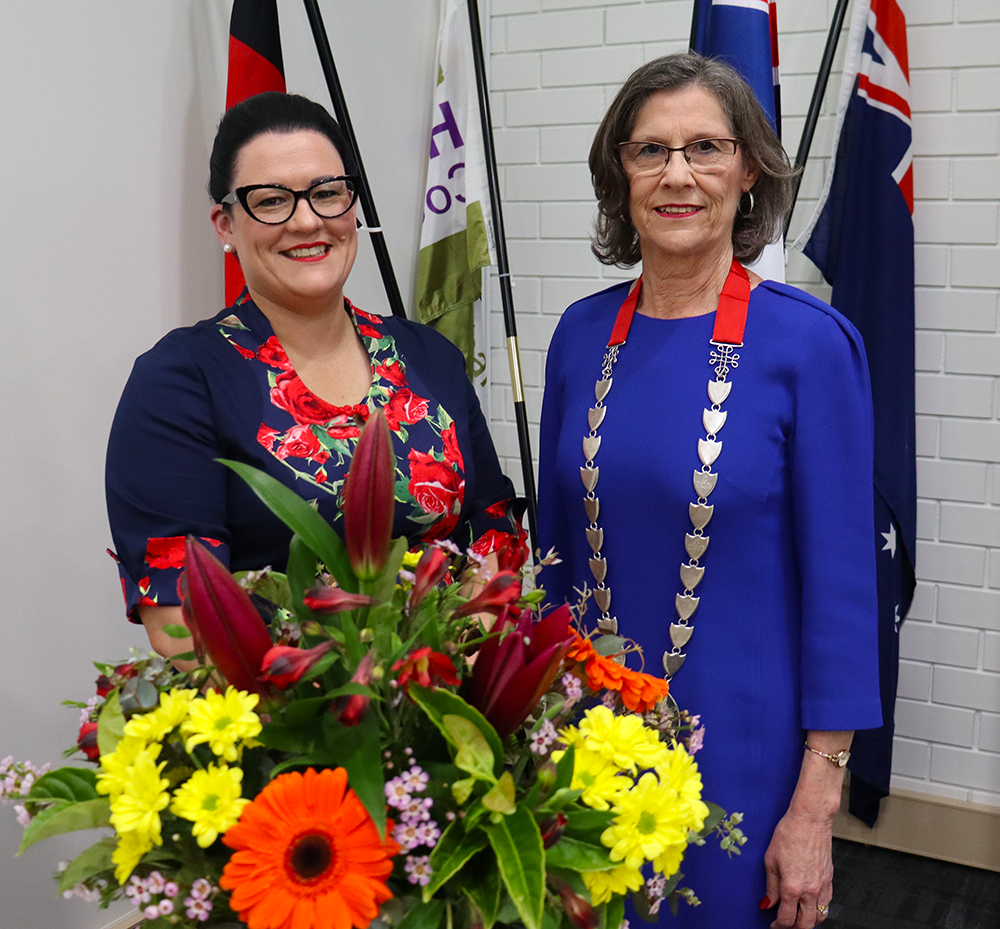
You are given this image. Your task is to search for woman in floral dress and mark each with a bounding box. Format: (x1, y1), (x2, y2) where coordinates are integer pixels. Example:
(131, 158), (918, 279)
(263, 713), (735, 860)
(107, 92), (516, 661)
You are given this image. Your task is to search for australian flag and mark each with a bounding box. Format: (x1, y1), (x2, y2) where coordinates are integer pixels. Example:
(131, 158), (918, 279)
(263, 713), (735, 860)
(798, 0), (916, 827)
(692, 0), (784, 282)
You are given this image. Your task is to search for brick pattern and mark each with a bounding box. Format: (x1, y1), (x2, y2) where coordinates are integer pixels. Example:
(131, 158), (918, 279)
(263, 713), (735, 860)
(487, 1), (1000, 806)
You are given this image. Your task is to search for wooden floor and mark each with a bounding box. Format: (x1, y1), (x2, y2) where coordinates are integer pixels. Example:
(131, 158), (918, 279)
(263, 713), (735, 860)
(826, 838), (1000, 929)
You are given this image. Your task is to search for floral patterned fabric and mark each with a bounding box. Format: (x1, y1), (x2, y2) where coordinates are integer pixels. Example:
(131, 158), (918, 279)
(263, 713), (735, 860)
(107, 293), (516, 622)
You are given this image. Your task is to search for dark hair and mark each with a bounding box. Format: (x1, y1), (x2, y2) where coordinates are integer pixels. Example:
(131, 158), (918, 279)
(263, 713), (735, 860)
(208, 92), (357, 204)
(590, 53), (796, 266)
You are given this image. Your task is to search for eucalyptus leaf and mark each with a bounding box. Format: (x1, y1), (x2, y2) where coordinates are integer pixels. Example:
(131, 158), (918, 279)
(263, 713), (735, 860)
(593, 635), (627, 657)
(96, 690), (125, 757)
(120, 676), (160, 713)
(484, 805), (545, 929)
(27, 767), (98, 803)
(423, 819), (489, 900)
(219, 459), (356, 591)
(57, 838), (116, 892)
(17, 798), (111, 854)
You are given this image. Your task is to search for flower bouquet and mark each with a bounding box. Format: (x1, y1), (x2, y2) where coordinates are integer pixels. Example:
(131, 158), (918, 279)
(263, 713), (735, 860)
(4, 410), (745, 929)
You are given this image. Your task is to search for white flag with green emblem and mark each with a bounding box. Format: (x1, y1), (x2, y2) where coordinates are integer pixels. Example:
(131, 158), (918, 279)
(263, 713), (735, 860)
(415, 0), (496, 377)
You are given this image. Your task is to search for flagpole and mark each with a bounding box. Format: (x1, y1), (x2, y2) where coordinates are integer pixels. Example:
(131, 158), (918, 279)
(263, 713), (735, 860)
(688, 0), (702, 51)
(784, 0), (851, 236)
(464, 0), (539, 550)
(301, 0), (407, 319)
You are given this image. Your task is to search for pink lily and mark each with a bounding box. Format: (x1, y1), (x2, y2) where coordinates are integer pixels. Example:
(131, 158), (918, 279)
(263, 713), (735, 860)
(302, 585), (372, 614)
(464, 604), (575, 740)
(452, 570), (522, 619)
(260, 641), (335, 689)
(408, 547), (451, 612)
(180, 537), (273, 697)
(342, 408), (396, 581)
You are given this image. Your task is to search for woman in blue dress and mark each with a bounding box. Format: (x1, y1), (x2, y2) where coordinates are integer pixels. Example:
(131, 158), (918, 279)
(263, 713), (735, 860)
(107, 93), (516, 660)
(538, 55), (881, 929)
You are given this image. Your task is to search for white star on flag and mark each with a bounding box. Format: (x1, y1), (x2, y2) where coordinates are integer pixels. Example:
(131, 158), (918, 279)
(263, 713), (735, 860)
(881, 522), (897, 559)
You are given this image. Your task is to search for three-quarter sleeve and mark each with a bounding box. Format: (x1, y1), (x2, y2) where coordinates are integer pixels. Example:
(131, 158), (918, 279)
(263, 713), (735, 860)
(790, 311), (882, 730)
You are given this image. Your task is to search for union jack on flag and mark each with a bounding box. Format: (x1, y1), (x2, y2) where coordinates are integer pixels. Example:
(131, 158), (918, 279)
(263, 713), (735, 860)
(797, 0), (916, 827)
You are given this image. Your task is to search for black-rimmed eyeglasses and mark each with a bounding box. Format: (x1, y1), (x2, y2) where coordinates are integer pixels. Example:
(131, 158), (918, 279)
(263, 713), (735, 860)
(617, 139), (740, 177)
(222, 176), (361, 224)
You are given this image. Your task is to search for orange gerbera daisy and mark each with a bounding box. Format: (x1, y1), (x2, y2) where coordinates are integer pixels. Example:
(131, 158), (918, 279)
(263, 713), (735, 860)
(220, 767), (401, 929)
(568, 633), (669, 713)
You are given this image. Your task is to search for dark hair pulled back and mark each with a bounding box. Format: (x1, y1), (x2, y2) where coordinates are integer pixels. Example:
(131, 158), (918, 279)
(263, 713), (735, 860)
(208, 92), (357, 204)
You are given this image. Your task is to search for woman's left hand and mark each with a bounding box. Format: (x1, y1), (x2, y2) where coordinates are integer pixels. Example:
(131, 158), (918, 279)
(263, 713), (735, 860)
(762, 808), (834, 928)
(760, 730), (852, 928)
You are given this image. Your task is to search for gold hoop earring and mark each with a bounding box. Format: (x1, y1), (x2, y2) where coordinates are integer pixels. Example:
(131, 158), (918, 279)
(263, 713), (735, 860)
(738, 191), (755, 218)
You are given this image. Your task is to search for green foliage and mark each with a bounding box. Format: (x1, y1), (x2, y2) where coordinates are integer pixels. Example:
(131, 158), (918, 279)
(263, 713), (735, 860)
(27, 767), (98, 803)
(544, 836), (614, 872)
(423, 820), (489, 901)
(161, 624), (191, 639)
(96, 691), (124, 758)
(17, 798), (111, 854)
(484, 805), (545, 929)
(395, 898), (445, 929)
(408, 685), (503, 779)
(57, 838), (115, 892)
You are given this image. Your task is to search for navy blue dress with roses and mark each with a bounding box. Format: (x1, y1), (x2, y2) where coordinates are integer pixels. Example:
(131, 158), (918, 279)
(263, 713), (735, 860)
(107, 293), (516, 622)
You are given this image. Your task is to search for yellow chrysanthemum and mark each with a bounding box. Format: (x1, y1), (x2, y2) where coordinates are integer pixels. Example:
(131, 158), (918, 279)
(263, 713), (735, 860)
(96, 737), (158, 800)
(171, 763), (249, 848)
(123, 687), (197, 743)
(603, 772), (691, 870)
(655, 742), (709, 824)
(652, 840), (688, 879)
(108, 749), (170, 844)
(582, 864), (645, 905)
(564, 705), (669, 773)
(551, 746), (632, 811)
(112, 829), (154, 885)
(181, 687), (261, 762)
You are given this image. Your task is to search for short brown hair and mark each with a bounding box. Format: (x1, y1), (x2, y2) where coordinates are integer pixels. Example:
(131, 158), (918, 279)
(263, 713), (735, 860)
(590, 53), (796, 267)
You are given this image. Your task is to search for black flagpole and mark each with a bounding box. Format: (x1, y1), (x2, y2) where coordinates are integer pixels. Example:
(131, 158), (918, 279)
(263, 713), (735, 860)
(784, 0), (851, 237)
(688, 0), (702, 51)
(465, 0), (539, 551)
(301, 0), (407, 318)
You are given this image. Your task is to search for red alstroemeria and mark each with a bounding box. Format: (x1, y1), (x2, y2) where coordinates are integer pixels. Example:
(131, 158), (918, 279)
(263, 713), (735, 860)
(260, 641), (335, 690)
(464, 604), (575, 740)
(392, 647), (460, 692)
(343, 409), (396, 581)
(78, 722), (99, 761)
(302, 585), (372, 614)
(336, 651), (376, 727)
(180, 537), (273, 698)
(452, 570), (522, 619)
(407, 547), (451, 613)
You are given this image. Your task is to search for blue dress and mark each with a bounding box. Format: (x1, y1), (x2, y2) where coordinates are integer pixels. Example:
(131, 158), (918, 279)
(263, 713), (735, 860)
(538, 280), (882, 927)
(107, 294), (515, 622)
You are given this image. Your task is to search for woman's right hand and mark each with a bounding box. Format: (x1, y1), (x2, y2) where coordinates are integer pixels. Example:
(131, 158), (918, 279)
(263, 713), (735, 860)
(138, 604), (199, 673)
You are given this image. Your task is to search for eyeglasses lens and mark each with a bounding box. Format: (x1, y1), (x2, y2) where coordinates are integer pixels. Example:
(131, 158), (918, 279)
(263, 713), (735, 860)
(244, 179), (356, 222)
(622, 140), (736, 176)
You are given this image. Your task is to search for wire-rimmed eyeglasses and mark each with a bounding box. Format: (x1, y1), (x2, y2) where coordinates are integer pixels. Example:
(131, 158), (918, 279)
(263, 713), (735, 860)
(222, 176), (361, 225)
(617, 139), (740, 177)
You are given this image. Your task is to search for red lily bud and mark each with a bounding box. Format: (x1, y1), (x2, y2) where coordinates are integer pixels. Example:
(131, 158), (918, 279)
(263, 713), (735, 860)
(453, 570), (522, 619)
(260, 641), (335, 689)
(180, 537), (273, 697)
(336, 650), (376, 727)
(551, 876), (598, 929)
(408, 547), (451, 612)
(302, 585), (372, 614)
(343, 409), (396, 581)
(95, 675), (113, 698)
(539, 812), (568, 849)
(78, 722), (99, 761)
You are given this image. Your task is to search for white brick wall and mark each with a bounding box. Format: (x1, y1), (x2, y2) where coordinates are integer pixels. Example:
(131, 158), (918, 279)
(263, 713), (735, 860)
(486, 0), (1000, 808)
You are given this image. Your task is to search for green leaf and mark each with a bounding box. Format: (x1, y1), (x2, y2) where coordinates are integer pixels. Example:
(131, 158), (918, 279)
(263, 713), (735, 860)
(395, 899), (445, 929)
(552, 744), (576, 793)
(461, 847), (502, 928)
(539, 787), (583, 813)
(564, 809), (616, 846)
(315, 713), (385, 837)
(408, 685), (503, 778)
(600, 891), (625, 929)
(234, 569), (293, 612)
(57, 838), (116, 892)
(445, 715), (496, 781)
(17, 798), (111, 854)
(161, 623), (191, 639)
(698, 801), (726, 836)
(593, 635), (626, 657)
(27, 768), (98, 804)
(451, 777), (475, 805)
(484, 805), (545, 929)
(287, 533), (323, 625)
(544, 835), (614, 872)
(219, 459), (357, 591)
(424, 819), (489, 900)
(96, 690), (125, 757)
(365, 536), (409, 605)
(481, 771), (516, 813)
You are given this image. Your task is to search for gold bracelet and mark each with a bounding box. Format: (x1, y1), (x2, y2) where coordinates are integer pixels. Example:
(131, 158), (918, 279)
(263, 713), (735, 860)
(804, 743), (850, 767)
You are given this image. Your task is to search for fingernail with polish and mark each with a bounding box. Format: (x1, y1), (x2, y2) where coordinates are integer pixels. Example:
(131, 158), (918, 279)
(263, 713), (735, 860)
(758, 896), (772, 910)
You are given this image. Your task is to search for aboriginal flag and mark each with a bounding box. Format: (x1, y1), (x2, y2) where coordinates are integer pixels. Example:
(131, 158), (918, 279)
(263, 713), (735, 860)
(225, 0), (286, 305)
(797, 0), (916, 826)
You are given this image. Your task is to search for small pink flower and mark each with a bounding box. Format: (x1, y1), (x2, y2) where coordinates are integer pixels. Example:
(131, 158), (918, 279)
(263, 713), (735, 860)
(404, 854), (433, 886)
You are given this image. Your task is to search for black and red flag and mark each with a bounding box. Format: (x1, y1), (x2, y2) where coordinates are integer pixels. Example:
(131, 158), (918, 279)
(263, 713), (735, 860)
(225, 0), (286, 304)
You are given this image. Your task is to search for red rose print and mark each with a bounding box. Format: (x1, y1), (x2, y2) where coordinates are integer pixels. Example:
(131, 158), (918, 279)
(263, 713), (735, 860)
(352, 307), (383, 325)
(358, 324), (382, 340)
(485, 500), (508, 519)
(375, 359), (407, 387)
(232, 343), (256, 360)
(276, 425), (326, 461)
(408, 449), (465, 518)
(327, 420), (362, 441)
(256, 336), (291, 370)
(144, 536), (221, 569)
(270, 371), (345, 425)
(384, 389), (429, 430)
(441, 423), (465, 471)
(257, 423), (280, 451)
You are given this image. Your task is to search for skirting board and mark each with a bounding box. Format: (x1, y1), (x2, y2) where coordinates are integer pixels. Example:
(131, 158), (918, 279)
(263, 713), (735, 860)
(833, 784), (1000, 872)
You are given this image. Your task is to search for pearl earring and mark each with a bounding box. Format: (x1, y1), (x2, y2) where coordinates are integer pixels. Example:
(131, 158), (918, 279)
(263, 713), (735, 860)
(223, 243), (234, 254)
